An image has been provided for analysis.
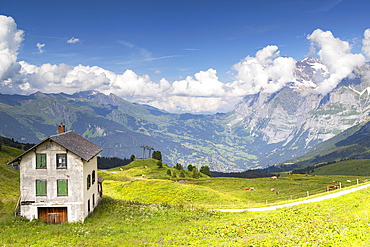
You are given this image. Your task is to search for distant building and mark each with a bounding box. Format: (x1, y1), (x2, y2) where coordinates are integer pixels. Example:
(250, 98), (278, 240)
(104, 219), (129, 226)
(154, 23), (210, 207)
(7, 123), (103, 223)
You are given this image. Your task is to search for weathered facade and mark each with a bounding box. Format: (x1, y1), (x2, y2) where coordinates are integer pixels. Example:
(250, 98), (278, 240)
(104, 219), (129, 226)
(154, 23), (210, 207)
(8, 124), (103, 223)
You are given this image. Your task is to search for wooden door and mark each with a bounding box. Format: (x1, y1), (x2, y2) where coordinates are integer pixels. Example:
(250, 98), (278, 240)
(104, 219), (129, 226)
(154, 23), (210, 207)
(38, 207), (68, 224)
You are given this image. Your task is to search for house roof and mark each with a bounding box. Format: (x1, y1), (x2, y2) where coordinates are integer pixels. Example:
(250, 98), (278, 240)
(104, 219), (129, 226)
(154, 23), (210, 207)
(7, 131), (102, 165)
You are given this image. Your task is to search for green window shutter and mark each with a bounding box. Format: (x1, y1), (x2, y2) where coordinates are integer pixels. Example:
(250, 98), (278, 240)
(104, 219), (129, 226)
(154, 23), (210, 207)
(36, 155), (41, 168)
(36, 154), (46, 168)
(36, 180), (46, 196)
(58, 180), (67, 196)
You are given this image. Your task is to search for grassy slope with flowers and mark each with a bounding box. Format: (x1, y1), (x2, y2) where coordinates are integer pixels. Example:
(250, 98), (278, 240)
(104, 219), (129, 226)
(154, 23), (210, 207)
(100, 158), (369, 208)
(1, 154), (370, 245)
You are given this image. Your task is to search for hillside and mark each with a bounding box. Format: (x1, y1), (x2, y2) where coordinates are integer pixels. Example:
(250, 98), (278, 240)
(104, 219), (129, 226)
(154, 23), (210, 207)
(292, 159), (370, 176)
(0, 146), (23, 219)
(98, 158), (367, 208)
(277, 119), (370, 171)
(1, 163), (370, 245)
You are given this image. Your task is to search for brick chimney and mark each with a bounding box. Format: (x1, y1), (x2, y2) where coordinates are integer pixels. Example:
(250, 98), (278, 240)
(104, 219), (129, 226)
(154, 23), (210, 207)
(58, 123), (65, 134)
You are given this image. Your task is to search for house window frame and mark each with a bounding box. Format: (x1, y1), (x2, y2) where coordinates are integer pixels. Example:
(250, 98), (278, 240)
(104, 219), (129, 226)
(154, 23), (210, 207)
(92, 170), (96, 184)
(56, 154), (67, 169)
(87, 174), (91, 190)
(36, 153), (47, 169)
(57, 179), (68, 196)
(36, 180), (47, 196)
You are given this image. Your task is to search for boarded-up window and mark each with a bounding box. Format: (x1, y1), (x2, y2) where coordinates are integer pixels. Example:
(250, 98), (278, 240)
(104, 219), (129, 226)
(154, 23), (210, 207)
(36, 180), (47, 196)
(92, 170), (95, 184)
(36, 154), (46, 169)
(56, 154), (67, 169)
(57, 180), (68, 196)
(87, 174), (91, 190)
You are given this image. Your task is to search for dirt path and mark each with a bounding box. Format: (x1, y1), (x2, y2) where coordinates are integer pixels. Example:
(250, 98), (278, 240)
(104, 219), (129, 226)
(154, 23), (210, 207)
(215, 183), (370, 212)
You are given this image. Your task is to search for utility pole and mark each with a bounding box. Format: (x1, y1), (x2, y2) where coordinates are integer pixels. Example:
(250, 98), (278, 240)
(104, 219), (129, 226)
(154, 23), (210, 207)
(140, 145), (154, 159)
(140, 145), (146, 159)
(148, 146), (154, 158)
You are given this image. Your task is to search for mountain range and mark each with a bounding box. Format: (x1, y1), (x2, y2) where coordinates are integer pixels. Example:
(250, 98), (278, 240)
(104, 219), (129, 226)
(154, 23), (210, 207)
(1, 57), (370, 172)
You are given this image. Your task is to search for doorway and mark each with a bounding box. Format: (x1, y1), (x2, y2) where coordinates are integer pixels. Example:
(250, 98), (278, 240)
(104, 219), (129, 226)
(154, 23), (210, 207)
(38, 207), (67, 224)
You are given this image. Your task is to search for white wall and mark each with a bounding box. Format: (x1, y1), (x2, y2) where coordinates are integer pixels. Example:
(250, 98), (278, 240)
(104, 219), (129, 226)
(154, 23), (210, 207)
(19, 141), (96, 222)
(83, 156), (99, 218)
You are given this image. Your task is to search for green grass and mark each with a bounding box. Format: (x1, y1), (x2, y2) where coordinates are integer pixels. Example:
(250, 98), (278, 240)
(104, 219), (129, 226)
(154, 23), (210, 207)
(1, 152), (370, 245)
(310, 159), (370, 176)
(99, 159), (369, 208)
(0, 146), (23, 219)
(1, 187), (370, 246)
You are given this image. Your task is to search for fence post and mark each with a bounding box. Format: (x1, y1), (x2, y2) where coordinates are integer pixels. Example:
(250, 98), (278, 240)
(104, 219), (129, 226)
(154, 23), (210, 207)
(307, 191), (309, 197)
(357, 179), (359, 185)
(191, 201), (193, 209)
(248, 201), (250, 207)
(266, 200), (268, 205)
(203, 202), (205, 207)
(339, 182), (341, 189)
(220, 202), (221, 208)
(290, 195), (292, 200)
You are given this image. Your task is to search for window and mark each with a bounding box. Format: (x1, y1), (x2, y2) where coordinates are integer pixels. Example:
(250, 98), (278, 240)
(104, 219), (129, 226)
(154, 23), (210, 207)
(92, 170), (96, 184)
(87, 174), (91, 190)
(36, 154), (46, 169)
(36, 180), (47, 196)
(56, 154), (67, 169)
(88, 199), (90, 213)
(92, 194), (95, 208)
(57, 180), (68, 196)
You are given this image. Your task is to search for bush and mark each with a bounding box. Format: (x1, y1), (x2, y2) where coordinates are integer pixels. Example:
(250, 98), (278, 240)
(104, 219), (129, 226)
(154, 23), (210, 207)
(175, 163), (183, 170)
(167, 169), (171, 175)
(130, 154), (135, 161)
(187, 164), (194, 171)
(192, 168), (199, 179)
(0, 142), (2, 152)
(200, 166), (211, 177)
(172, 171), (177, 178)
(16, 144), (22, 150)
(157, 160), (163, 168)
(152, 151), (162, 161)
(179, 170), (185, 178)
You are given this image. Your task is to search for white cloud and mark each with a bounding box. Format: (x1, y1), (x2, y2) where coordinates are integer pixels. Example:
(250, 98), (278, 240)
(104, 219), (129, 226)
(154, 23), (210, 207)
(36, 43), (45, 53)
(227, 45), (297, 96)
(307, 29), (366, 95)
(155, 70), (162, 74)
(67, 37), (80, 44)
(118, 40), (135, 49)
(1, 15), (370, 113)
(362, 29), (370, 58)
(0, 15), (24, 81)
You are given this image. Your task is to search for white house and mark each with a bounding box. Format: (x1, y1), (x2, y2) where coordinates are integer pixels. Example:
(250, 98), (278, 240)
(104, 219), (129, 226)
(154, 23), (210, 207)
(7, 123), (103, 223)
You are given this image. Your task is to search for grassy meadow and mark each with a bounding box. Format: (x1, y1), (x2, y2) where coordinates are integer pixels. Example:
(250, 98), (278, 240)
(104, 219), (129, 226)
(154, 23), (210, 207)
(100, 158), (369, 208)
(1, 147), (370, 245)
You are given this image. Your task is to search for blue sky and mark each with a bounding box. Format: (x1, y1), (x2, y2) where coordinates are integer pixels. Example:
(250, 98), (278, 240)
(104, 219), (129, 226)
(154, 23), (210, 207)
(1, 0), (370, 113)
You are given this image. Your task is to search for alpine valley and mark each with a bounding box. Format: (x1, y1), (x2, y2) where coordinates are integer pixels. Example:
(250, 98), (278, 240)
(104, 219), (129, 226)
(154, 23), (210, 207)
(2, 57), (370, 172)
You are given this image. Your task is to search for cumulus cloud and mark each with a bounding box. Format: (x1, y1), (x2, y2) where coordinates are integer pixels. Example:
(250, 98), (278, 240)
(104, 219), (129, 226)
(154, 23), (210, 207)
(36, 43), (45, 53)
(0, 15), (23, 81)
(227, 45), (297, 96)
(362, 29), (370, 58)
(308, 29), (366, 95)
(67, 37), (80, 44)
